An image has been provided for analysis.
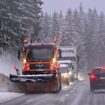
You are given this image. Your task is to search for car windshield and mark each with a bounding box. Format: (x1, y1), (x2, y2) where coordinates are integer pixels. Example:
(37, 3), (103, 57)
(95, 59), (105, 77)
(26, 48), (54, 61)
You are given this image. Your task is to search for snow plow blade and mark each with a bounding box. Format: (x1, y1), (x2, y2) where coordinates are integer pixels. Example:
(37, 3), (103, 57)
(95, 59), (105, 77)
(10, 74), (54, 83)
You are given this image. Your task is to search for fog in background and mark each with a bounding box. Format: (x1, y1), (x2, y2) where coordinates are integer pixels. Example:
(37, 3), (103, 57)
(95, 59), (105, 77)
(42, 0), (105, 14)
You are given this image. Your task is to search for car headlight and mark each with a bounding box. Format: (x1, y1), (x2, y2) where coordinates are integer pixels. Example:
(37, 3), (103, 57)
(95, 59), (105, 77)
(69, 71), (72, 75)
(62, 73), (69, 78)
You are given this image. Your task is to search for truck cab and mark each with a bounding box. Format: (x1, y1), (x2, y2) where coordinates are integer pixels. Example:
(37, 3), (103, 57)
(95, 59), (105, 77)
(20, 43), (59, 75)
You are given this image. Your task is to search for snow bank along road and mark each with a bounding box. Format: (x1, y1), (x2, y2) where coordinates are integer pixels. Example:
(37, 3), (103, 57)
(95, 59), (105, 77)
(0, 80), (78, 105)
(1, 79), (105, 105)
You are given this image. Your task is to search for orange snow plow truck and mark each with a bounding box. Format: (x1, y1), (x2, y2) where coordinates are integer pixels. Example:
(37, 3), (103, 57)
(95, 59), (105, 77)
(9, 37), (61, 92)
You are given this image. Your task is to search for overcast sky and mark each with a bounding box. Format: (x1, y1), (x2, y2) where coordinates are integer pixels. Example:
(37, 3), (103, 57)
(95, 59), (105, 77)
(42, 0), (105, 14)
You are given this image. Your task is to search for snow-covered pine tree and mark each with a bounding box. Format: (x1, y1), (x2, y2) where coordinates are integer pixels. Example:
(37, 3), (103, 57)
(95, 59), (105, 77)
(10, 0), (43, 42)
(85, 9), (100, 68)
(58, 11), (65, 45)
(39, 12), (52, 42)
(0, 0), (43, 53)
(50, 12), (60, 42)
(72, 9), (81, 46)
(77, 4), (88, 71)
(97, 12), (105, 66)
(84, 9), (94, 70)
(62, 8), (73, 46)
(0, 0), (12, 51)
(91, 9), (101, 66)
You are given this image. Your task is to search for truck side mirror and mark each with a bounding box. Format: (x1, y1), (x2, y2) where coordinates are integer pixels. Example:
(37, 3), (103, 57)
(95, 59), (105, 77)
(58, 49), (62, 58)
(18, 50), (21, 59)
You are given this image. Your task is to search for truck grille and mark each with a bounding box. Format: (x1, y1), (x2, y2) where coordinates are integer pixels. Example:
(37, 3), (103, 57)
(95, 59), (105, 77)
(30, 64), (50, 69)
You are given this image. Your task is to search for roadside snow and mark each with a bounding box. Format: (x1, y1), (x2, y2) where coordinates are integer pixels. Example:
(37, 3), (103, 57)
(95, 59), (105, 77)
(0, 74), (25, 103)
(0, 74), (23, 92)
(0, 92), (24, 103)
(0, 54), (20, 76)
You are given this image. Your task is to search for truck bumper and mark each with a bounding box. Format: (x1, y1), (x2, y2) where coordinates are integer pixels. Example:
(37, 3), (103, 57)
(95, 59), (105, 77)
(10, 74), (55, 83)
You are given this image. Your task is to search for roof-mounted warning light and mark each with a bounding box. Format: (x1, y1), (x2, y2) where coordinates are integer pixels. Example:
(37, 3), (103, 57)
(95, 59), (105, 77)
(23, 37), (29, 45)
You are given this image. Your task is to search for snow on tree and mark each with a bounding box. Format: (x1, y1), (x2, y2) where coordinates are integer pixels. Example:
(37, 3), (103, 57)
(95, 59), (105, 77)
(47, 12), (60, 42)
(0, 0), (43, 53)
(1, 0), (105, 71)
(39, 12), (52, 42)
(62, 8), (73, 46)
(96, 12), (105, 66)
(84, 9), (100, 69)
(77, 4), (88, 71)
(58, 11), (65, 45)
(40, 3), (105, 71)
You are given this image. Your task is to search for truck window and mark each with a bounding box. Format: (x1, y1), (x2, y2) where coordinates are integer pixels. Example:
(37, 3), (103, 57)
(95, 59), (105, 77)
(27, 48), (54, 61)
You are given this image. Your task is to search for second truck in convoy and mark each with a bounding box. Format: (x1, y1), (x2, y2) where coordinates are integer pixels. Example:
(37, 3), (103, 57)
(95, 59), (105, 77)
(59, 46), (79, 82)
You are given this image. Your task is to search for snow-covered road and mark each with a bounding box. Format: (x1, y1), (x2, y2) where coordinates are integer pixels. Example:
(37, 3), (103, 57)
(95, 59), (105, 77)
(1, 80), (105, 105)
(0, 81), (76, 104)
(0, 92), (24, 103)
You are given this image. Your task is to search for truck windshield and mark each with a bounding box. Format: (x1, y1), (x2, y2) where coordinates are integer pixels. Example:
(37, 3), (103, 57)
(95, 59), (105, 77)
(26, 48), (54, 61)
